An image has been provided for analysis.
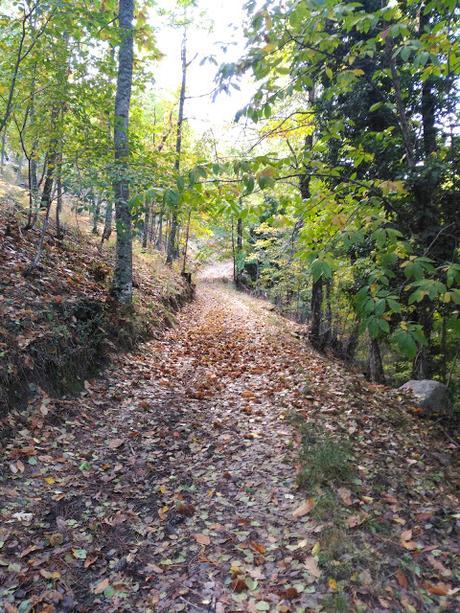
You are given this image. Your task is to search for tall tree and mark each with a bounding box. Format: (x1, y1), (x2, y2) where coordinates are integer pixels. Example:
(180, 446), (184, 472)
(112, 0), (135, 304)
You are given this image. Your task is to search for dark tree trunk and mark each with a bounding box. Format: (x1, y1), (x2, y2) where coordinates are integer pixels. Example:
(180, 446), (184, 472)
(368, 338), (385, 383)
(55, 176), (63, 239)
(166, 29), (187, 264)
(111, 0), (135, 304)
(156, 207), (163, 250)
(182, 209), (192, 273)
(101, 201), (113, 244)
(309, 278), (324, 350)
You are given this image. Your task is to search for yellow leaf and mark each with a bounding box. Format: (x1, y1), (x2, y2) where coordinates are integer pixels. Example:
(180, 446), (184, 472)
(44, 477), (56, 485)
(311, 542), (321, 556)
(328, 577), (338, 591)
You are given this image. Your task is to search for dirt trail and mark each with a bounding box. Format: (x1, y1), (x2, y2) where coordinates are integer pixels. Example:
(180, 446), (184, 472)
(1, 272), (459, 612)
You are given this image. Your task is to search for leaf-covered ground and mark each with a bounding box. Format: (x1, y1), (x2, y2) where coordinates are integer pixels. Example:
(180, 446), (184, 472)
(1, 268), (459, 612)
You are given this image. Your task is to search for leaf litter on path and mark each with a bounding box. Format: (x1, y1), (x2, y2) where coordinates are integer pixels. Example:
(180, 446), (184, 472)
(0, 277), (458, 612)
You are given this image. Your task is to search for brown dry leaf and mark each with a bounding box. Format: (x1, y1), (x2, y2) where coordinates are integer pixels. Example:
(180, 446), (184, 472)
(231, 577), (247, 593)
(395, 568), (408, 589)
(422, 581), (451, 596)
(400, 529), (417, 550)
(145, 563), (164, 574)
(400, 529), (412, 542)
(292, 498), (315, 518)
(176, 503), (195, 517)
(337, 487), (353, 506)
(108, 438), (124, 449)
(346, 513), (366, 528)
(279, 587), (299, 600)
(249, 541), (266, 554)
(304, 555), (322, 578)
(194, 533), (210, 546)
(93, 578), (110, 595)
(427, 555), (452, 577)
(40, 569), (61, 580)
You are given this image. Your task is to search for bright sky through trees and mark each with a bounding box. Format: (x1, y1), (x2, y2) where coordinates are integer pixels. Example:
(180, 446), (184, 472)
(153, 0), (251, 134)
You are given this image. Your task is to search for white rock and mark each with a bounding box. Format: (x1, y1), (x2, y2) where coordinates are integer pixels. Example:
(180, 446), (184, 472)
(399, 379), (450, 414)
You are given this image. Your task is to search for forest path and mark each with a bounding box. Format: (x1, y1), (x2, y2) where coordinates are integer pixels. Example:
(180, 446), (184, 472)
(1, 270), (459, 612)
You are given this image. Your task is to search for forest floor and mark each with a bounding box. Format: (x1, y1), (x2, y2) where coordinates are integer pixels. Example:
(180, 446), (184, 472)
(1, 264), (459, 613)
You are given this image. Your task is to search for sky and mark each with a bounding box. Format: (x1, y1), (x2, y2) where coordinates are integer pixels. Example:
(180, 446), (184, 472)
(152, 0), (253, 141)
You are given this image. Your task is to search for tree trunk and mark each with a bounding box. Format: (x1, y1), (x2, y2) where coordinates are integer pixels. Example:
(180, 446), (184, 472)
(309, 277), (324, 350)
(166, 28), (187, 264)
(142, 201), (150, 248)
(111, 0), (135, 305)
(92, 197), (101, 235)
(156, 207), (163, 250)
(368, 338), (385, 383)
(182, 209), (192, 273)
(101, 201), (113, 244)
(1, 130), (6, 174)
(56, 176), (63, 239)
(236, 216), (243, 283)
(231, 217), (236, 283)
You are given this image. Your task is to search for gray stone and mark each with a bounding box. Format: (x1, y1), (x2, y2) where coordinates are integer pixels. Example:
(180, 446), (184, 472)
(399, 379), (450, 415)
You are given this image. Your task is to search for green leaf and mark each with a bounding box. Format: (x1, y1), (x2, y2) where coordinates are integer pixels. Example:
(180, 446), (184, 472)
(256, 603), (271, 611)
(310, 258), (332, 282)
(392, 329), (417, 359)
(257, 175), (275, 189)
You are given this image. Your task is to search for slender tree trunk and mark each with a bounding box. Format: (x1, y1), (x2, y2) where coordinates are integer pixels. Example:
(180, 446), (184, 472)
(25, 200), (52, 274)
(166, 28), (187, 264)
(182, 209), (192, 273)
(142, 201), (150, 248)
(1, 130), (6, 174)
(309, 277), (324, 350)
(236, 216), (243, 284)
(56, 176), (63, 239)
(111, 0), (135, 304)
(92, 197), (101, 235)
(156, 207), (163, 250)
(101, 201), (113, 244)
(231, 217), (236, 283)
(368, 338), (385, 383)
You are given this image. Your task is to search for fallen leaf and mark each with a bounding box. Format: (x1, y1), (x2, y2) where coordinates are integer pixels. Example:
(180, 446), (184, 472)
(292, 498), (315, 518)
(422, 581), (451, 596)
(346, 513), (366, 528)
(337, 487), (353, 506)
(194, 533), (210, 546)
(395, 568), (408, 589)
(93, 578), (110, 594)
(304, 556), (322, 578)
(108, 438), (124, 449)
(40, 569), (61, 580)
(249, 541), (266, 555)
(328, 577), (338, 591)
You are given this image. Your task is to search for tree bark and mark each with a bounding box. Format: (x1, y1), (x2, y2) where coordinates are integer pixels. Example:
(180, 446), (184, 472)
(111, 0), (135, 304)
(309, 277), (324, 350)
(368, 338), (385, 383)
(92, 197), (101, 235)
(101, 201), (113, 244)
(166, 28), (187, 264)
(142, 201), (150, 248)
